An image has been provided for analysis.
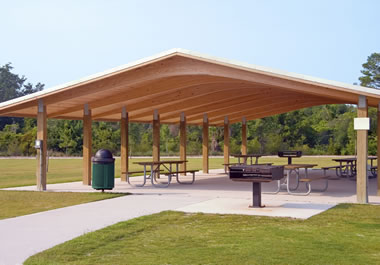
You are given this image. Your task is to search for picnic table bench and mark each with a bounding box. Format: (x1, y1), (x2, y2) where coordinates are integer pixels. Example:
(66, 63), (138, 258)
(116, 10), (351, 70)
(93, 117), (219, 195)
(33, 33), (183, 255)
(321, 166), (341, 179)
(267, 164), (329, 196)
(296, 175), (329, 195)
(127, 170), (163, 175)
(125, 160), (198, 187)
(124, 169), (163, 187)
(164, 169), (199, 184)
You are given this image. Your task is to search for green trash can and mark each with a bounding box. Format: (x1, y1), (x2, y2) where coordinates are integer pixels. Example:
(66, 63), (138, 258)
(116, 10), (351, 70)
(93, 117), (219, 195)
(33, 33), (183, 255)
(92, 149), (115, 191)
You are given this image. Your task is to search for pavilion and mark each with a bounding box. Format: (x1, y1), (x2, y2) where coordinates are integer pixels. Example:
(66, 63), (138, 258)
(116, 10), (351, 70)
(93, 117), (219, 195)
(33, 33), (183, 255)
(0, 48), (379, 203)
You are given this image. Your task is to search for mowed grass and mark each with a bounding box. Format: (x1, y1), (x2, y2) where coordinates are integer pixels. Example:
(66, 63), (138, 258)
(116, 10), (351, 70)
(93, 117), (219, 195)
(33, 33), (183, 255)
(25, 204), (380, 265)
(0, 156), (359, 188)
(0, 190), (125, 220)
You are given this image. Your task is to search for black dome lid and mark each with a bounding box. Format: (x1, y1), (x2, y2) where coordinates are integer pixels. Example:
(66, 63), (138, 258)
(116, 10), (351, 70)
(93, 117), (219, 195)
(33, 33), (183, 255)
(94, 149), (113, 159)
(92, 149), (115, 163)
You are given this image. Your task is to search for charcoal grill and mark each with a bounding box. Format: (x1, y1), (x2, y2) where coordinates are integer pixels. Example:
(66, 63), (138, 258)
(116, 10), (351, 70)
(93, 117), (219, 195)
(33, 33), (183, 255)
(278, 150), (302, 164)
(229, 165), (284, 208)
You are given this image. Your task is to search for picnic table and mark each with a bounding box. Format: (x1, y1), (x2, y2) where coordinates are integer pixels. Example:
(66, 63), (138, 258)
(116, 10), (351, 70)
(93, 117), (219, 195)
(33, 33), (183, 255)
(223, 154), (264, 173)
(124, 160), (197, 187)
(232, 154), (262, 165)
(268, 164), (328, 195)
(332, 156), (377, 178)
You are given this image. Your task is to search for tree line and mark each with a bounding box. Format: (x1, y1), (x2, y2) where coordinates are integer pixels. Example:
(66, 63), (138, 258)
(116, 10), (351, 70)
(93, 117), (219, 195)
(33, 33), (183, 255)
(0, 53), (379, 156)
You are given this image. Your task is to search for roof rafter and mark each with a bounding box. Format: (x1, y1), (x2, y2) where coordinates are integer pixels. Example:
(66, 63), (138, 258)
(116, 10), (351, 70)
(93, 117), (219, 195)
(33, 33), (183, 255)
(183, 93), (309, 123)
(91, 81), (250, 119)
(48, 75), (227, 118)
(212, 99), (342, 126)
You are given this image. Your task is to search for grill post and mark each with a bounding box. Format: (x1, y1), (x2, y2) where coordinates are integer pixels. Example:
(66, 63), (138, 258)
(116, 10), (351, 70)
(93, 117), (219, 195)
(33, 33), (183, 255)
(250, 182), (262, 208)
(229, 165), (284, 208)
(278, 151), (302, 165)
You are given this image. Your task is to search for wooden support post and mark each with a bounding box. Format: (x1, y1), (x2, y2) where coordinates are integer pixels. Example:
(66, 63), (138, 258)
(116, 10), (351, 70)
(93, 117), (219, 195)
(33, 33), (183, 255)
(121, 107), (128, 181)
(224, 116), (230, 166)
(357, 96), (368, 203)
(242, 117), (247, 155)
(180, 112), (187, 173)
(203, 114), (209, 173)
(83, 104), (92, 185)
(153, 110), (160, 163)
(36, 99), (47, 191)
(377, 103), (380, 196)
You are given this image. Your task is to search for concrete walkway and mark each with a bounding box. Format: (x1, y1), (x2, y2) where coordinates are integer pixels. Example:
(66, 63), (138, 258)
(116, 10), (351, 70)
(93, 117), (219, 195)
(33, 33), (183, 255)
(1, 169), (379, 264)
(0, 194), (206, 265)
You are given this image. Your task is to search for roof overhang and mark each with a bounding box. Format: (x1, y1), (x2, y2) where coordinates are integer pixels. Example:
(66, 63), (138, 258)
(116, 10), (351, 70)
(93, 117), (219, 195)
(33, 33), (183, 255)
(1, 48), (379, 126)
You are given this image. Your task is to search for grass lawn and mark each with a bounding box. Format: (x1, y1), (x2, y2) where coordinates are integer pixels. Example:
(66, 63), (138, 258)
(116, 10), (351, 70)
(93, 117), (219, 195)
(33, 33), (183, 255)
(0, 190), (125, 220)
(25, 204), (380, 265)
(0, 156), (351, 188)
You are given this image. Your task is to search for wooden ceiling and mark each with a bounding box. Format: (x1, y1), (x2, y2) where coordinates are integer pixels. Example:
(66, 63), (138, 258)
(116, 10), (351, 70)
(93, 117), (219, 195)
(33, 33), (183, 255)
(0, 49), (379, 126)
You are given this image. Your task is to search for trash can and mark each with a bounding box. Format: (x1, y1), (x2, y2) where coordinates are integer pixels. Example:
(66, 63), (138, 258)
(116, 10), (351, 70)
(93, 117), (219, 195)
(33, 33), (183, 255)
(92, 149), (115, 191)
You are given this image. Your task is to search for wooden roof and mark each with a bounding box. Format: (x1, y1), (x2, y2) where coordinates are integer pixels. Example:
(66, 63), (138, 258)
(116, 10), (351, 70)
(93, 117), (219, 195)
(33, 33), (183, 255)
(1, 48), (379, 126)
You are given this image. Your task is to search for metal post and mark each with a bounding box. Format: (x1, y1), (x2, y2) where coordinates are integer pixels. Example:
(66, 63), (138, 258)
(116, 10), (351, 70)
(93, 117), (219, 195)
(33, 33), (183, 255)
(250, 182), (262, 208)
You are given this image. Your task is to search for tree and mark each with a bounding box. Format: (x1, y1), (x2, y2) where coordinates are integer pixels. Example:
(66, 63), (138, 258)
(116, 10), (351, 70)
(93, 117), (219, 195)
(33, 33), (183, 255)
(92, 122), (120, 155)
(58, 120), (82, 155)
(0, 63), (44, 102)
(0, 63), (44, 130)
(359, 53), (380, 89)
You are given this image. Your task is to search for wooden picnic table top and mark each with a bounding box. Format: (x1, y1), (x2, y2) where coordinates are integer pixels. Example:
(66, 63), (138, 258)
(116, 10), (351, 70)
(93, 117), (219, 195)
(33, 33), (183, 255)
(232, 154), (262, 158)
(333, 156), (377, 162)
(332, 158), (356, 162)
(284, 164), (318, 170)
(133, 160), (187, 166)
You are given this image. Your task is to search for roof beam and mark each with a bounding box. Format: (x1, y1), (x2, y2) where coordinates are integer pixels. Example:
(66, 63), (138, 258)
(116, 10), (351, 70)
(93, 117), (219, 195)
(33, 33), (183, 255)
(127, 89), (263, 122)
(129, 85), (270, 120)
(192, 98), (319, 125)
(208, 98), (325, 123)
(183, 92), (306, 123)
(212, 99), (341, 126)
(158, 86), (276, 121)
(91, 82), (249, 119)
(47, 75), (232, 118)
(0, 112), (37, 118)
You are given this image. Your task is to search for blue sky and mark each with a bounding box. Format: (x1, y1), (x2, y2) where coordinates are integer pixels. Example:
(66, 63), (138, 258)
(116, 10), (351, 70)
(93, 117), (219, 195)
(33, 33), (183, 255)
(1, 0), (379, 88)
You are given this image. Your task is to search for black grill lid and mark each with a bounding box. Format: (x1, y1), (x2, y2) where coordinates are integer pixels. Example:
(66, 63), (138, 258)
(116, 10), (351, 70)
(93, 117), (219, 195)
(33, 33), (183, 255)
(278, 151), (302, 157)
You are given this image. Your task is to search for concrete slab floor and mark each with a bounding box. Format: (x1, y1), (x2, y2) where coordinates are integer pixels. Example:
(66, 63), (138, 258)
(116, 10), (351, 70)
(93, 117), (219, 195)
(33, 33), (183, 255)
(177, 198), (336, 219)
(5, 169), (380, 205)
(1, 169), (380, 264)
